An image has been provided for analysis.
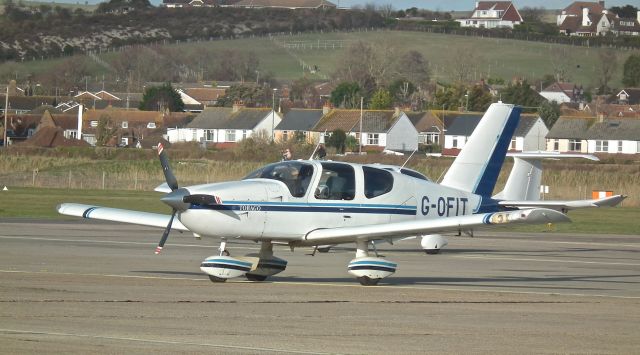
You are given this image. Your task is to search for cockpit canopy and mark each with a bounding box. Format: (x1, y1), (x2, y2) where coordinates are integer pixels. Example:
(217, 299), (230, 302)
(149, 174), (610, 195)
(244, 161), (314, 198)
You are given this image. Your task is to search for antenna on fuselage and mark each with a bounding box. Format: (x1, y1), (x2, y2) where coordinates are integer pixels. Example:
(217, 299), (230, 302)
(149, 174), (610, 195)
(400, 148), (418, 169)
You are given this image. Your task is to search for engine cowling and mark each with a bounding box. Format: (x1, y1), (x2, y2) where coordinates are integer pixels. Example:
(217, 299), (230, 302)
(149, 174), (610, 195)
(420, 234), (448, 254)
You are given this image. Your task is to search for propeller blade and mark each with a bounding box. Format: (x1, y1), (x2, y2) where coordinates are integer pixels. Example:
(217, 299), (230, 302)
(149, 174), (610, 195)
(157, 143), (178, 191)
(155, 209), (176, 255)
(183, 194), (222, 206)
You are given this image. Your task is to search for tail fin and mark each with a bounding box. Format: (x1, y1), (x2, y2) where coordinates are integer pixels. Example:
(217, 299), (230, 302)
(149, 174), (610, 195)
(493, 152), (599, 201)
(441, 103), (521, 197)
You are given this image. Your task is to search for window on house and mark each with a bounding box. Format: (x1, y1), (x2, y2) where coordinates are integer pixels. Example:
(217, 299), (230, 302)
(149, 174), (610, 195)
(90, 121), (98, 127)
(452, 137), (459, 148)
(282, 131), (289, 142)
(426, 133), (439, 145)
(225, 130), (236, 142)
(205, 129), (215, 141)
(242, 130), (248, 140)
(618, 141), (623, 153)
(66, 130), (77, 139)
(147, 122), (156, 129)
(595, 140), (608, 152)
(367, 133), (379, 145)
(121, 121), (128, 129)
(569, 139), (582, 152)
(553, 139), (559, 151)
(510, 138), (517, 150)
(121, 137), (129, 146)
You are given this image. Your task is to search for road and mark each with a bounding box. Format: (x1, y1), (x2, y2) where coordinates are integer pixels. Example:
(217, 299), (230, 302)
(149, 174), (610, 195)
(1, 220), (639, 354)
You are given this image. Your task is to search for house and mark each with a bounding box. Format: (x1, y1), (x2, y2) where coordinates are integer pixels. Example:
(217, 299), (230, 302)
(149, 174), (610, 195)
(274, 108), (325, 144)
(615, 89), (640, 105)
(456, 1), (523, 29)
(312, 108), (418, 152)
(183, 87), (227, 106)
(162, 0), (238, 8)
(557, 1), (615, 36)
(1, 95), (57, 114)
(546, 116), (640, 154)
(540, 82), (584, 104)
(82, 108), (193, 147)
(21, 110), (89, 148)
(610, 12), (640, 36)
(405, 111), (444, 146)
(443, 113), (548, 156)
(168, 102), (281, 148)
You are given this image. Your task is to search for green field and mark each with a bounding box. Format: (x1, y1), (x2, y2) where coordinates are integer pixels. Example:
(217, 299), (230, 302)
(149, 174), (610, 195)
(3, 30), (638, 88)
(0, 187), (637, 235)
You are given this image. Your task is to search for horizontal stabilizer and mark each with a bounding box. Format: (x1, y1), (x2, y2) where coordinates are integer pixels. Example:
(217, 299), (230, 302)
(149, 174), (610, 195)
(499, 194), (626, 211)
(57, 203), (189, 231)
(297, 208), (570, 246)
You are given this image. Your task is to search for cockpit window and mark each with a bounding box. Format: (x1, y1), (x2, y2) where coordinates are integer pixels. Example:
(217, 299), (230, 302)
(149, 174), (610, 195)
(243, 161), (314, 198)
(363, 166), (394, 198)
(314, 162), (355, 200)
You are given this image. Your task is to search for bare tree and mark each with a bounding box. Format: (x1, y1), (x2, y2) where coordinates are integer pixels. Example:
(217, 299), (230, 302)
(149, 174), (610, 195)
(448, 48), (475, 83)
(378, 3), (394, 18)
(597, 50), (617, 94)
(520, 6), (545, 22)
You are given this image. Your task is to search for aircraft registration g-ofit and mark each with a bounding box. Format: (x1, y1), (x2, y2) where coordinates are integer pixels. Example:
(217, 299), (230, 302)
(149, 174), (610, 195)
(57, 103), (626, 286)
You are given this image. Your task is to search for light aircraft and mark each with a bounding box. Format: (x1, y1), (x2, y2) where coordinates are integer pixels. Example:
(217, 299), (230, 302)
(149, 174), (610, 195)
(57, 103), (625, 285)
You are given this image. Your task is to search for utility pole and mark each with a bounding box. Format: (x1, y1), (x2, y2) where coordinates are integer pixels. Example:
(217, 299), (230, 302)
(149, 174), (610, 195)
(359, 96), (363, 154)
(271, 88), (278, 142)
(3, 85), (8, 148)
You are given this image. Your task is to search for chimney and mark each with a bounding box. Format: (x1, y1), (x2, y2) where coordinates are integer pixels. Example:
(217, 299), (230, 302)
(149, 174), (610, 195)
(322, 103), (331, 115)
(232, 101), (244, 113)
(76, 104), (83, 140)
(582, 7), (590, 27)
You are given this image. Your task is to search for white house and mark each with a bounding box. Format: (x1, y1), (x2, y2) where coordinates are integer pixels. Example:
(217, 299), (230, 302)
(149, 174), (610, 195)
(167, 103), (281, 147)
(547, 116), (640, 154)
(456, 1), (523, 29)
(540, 82), (584, 104)
(312, 108), (418, 152)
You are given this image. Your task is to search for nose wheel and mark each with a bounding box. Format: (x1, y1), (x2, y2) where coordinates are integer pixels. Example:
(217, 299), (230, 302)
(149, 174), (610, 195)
(356, 276), (380, 286)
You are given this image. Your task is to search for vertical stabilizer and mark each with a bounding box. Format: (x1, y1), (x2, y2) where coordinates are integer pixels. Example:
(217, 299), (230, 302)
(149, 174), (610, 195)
(441, 103), (521, 197)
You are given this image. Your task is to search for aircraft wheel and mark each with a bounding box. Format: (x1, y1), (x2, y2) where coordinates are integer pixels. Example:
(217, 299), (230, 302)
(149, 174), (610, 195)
(208, 275), (227, 283)
(245, 273), (268, 281)
(424, 249), (441, 255)
(357, 276), (380, 286)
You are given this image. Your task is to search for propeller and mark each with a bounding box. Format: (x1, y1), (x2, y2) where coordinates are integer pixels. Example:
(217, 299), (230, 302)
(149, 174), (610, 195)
(155, 143), (179, 255)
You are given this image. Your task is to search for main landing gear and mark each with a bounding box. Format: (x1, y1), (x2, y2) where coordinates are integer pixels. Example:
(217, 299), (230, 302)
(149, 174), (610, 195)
(347, 240), (397, 286)
(200, 239), (287, 283)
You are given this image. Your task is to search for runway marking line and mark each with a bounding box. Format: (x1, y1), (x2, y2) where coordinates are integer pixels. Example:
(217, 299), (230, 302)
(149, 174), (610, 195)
(1, 269), (639, 300)
(0, 328), (334, 354)
(454, 255), (640, 267)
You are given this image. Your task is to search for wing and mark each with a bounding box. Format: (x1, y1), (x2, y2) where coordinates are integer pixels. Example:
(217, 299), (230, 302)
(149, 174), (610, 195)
(57, 203), (189, 231)
(499, 194), (626, 211)
(298, 208), (569, 246)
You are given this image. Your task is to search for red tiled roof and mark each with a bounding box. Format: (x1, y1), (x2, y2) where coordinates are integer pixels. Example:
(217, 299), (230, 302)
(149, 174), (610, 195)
(562, 1), (605, 16)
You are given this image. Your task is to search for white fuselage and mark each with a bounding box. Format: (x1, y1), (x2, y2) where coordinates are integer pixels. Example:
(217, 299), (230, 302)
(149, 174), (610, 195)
(177, 161), (482, 242)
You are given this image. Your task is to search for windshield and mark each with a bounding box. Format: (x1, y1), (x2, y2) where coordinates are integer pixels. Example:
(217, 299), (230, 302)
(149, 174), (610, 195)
(243, 161), (315, 198)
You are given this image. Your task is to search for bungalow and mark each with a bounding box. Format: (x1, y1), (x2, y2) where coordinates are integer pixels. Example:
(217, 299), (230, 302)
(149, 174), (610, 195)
(615, 88), (640, 105)
(540, 82), (584, 104)
(312, 108), (418, 152)
(456, 1), (523, 29)
(168, 102), (281, 147)
(274, 107), (325, 144)
(546, 116), (640, 154)
(405, 111), (445, 146)
(443, 113), (548, 156)
(230, 0), (336, 9)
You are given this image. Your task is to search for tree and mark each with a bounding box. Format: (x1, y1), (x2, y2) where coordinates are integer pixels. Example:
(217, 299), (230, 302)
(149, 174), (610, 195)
(538, 101), (560, 128)
(519, 6), (544, 22)
(215, 85), (270, 107)
(369, 88), (393, 109)
(139, 83), (184, 112)
(500, 81), (542, 112)
(330, 82), (362, 109)
(96, 115), (117, 147)
(389, 79), (416, 106)
(597, 50), (617, 94)
(467, 85), (493, 112)
(394, 50), (430, 88)
(326, 129), (347, 154)
(609, 5), (639, 18)
(622, 54), (640, 87)
(289, 77), (319, 107)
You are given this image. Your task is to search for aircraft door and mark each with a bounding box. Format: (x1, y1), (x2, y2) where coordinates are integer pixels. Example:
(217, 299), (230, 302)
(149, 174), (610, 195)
(311, 162), (358, 228)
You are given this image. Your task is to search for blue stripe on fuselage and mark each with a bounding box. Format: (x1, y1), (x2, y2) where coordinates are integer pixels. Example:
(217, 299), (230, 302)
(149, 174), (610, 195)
(189, 202), (417, 215)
